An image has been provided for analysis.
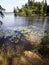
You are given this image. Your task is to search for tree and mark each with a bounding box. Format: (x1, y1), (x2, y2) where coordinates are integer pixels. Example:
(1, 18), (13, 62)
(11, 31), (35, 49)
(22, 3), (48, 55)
(38, 36), (49, 56)
(43, 4), (47, 14)
(13, 8), (17, 16)
(41, 0), (47, 16)
(25, 4), (28, 8)
(46, 5), (49, 16)
(0, 5), (5, 18)
(34, 2), (42, 15)
(28, 0), (33, 6)
(0, 5), (5, 25)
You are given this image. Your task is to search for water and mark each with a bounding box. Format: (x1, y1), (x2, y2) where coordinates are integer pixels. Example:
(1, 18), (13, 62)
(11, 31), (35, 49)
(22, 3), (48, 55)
(0, 13), (49, 35)
(0, 13), (49, 30)
(0, 13), (49, 51)
(0, 13), (49, 38)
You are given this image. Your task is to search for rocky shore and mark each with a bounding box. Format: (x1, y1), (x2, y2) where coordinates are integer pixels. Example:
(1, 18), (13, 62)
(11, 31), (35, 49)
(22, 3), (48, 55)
(0, 25), (44, 55)
(0, 25), (49, 65)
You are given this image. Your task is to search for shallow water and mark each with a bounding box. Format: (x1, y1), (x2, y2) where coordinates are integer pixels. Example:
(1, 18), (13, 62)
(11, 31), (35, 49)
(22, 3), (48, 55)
(0, 13), (49, 40)
(0, 13), (49, 51)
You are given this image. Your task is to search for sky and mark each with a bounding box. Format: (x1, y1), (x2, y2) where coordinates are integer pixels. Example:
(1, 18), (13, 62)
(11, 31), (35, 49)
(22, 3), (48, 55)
(0, 0), (49, 12)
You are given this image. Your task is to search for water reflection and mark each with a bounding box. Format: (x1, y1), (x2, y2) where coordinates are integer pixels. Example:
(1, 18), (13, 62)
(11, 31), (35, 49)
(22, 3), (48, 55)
(0, 13), (49, 32)
(0, 13), (48, 29)
(14, 16), (29, 27)
(0, 13), (49, 54)
(0, 13), (49, 36)
(45, 17), (49, 32)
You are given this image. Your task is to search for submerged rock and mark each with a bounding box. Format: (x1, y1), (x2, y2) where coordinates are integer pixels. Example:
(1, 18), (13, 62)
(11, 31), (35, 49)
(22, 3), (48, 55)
(0, 25), (45, 55)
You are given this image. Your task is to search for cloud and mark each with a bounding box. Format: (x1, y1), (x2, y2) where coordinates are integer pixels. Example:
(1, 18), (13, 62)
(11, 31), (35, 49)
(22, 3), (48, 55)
(0, 0), (49, 12)
(0, 0), (28, 12)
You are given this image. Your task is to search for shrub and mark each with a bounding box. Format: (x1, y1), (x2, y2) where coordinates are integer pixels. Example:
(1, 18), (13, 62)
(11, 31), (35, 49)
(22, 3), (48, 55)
(37, 36), (49, 57)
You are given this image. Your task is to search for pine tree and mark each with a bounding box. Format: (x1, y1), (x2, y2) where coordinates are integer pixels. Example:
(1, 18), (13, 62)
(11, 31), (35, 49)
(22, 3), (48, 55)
(28, 0), (30, 5)
(32, 0), (34, 5)
(0, 5), (5, 18)
(45, 0), (47, 4)
(43, 0), (47, 15)
(0, 5), (5, 25)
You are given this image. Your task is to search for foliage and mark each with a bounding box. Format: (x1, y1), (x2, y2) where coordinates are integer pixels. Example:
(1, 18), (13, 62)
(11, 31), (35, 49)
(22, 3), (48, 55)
(43, 3), (47, 15)
(35, 2), (42, 15)
(13, 8), (17, 13)
(46, 5), (49, 16)
(28, 0), (33, 6)
(13, 0), (47, 16)
(13, 8), (17, 16)
(0, 5), (5, 18)
(25, 4), (28, 8)
(0, 5), (5, 25)
(38, 36), (49, 57)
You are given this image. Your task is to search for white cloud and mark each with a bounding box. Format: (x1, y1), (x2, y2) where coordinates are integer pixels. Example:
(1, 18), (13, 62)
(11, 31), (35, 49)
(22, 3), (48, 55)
(0, 0), (49, 12)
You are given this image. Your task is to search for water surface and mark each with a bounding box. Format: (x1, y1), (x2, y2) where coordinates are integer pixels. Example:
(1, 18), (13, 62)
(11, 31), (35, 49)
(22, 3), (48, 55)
(0, 13), (48, 29)
(0, 13), (49, 37)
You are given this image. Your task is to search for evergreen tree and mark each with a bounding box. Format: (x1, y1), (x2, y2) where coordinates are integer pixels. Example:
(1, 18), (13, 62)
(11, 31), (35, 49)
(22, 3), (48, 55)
(0, 5), (5, 18)
(28, 0), (33, 6)
(43, 0), (47, 15)
(0, 5), (5, 25)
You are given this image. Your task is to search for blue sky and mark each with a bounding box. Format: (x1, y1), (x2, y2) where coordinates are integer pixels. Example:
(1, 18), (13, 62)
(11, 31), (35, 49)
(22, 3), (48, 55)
(0, 0), (49, 12)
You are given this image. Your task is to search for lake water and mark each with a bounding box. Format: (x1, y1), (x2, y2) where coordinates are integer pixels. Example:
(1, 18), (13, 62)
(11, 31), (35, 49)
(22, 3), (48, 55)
(0, 13), (49, 29)
(0, 13), (49, 37)
(0, 13), (49, 50)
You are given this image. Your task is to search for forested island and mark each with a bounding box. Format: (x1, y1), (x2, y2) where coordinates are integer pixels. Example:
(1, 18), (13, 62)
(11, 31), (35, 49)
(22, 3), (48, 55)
(13, 0), (49, 16)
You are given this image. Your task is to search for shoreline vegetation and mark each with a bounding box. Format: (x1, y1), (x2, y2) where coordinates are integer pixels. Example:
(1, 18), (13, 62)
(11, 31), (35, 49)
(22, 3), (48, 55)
(13, 0), (49, 17)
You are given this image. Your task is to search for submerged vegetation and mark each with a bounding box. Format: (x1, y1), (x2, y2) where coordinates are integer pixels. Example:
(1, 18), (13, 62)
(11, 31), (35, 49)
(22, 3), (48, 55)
(13, 0), (49, 16)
